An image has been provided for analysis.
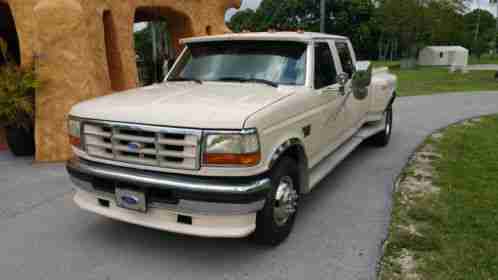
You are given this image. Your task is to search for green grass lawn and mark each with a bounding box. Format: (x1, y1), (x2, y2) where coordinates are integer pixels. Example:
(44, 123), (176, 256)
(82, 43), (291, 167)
(392, 67), (498, 96)
(381, 116), (498, 280)
(469, 54), (498, 65)
(375, 54), (498, 67)
(372, 60), (402, 68)
(372, 61), (497, 96)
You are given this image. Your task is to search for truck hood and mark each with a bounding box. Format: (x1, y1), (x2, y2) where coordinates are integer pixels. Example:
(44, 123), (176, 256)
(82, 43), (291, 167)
(70, 82), (296, 129)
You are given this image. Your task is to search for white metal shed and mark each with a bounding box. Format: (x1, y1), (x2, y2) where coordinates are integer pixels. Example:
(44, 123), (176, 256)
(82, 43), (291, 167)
(418, 46), (469, 67)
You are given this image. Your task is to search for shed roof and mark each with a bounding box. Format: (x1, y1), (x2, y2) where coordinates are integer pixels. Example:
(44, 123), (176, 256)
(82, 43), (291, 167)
(423, 46), (468, 52)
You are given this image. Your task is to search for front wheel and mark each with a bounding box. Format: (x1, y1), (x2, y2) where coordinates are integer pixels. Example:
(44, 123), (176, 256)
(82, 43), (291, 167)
(253, 156), (300, 246)
(370, 106), (393, 147)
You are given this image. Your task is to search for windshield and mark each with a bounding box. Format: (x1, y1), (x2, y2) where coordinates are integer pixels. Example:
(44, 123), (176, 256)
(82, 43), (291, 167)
(168, 41), (308, 86)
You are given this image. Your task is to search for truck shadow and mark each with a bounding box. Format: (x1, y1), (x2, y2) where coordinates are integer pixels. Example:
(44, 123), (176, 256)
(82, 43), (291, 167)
(80, 215), (269, 266)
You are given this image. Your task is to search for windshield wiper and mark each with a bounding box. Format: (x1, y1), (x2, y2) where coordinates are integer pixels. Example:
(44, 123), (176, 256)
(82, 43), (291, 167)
(216, 77), (278, 88)
(168, 77), (203, 84)
(244, 78), (279, 88)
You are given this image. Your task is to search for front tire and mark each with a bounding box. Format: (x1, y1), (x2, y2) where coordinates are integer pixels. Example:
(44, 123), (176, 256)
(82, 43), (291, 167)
(370, 106), (393, 147)
(253, 156), (299, 246)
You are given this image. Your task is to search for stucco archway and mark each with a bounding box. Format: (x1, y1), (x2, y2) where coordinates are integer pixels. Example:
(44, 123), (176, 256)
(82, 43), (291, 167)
(0, 2), (20, 65)
(103, 10), (127, 91)
(134, 6), (193, 56)
(133, 6), (193, 85)
(0, 0), (241, 161)
(0, 1), (21, 150)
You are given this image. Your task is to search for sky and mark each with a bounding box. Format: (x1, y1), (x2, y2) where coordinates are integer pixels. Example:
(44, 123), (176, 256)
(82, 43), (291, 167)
(135, 0), (497, 27)
(225, 0), (262, 19)
(471, 0), (498, 16)
(240, 0), (263, 9)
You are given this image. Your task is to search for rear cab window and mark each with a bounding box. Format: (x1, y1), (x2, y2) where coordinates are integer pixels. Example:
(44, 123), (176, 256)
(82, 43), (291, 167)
(335, 41), (355, 78)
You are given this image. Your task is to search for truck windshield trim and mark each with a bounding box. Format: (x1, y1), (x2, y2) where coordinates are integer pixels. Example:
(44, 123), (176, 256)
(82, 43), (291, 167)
(167, 41), (308, 86)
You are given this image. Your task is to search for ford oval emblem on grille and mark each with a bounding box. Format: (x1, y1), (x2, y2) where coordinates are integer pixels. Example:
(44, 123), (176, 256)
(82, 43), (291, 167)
(121, 195), (140, 205)
(128, 142), (143, 151)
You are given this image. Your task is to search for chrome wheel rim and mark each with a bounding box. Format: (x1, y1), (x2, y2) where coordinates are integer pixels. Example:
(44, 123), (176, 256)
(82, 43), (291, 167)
(273, 176), (298, 227)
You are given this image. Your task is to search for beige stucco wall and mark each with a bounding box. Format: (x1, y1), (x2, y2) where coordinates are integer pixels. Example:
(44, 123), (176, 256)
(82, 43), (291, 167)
(1, 0), (240, 161)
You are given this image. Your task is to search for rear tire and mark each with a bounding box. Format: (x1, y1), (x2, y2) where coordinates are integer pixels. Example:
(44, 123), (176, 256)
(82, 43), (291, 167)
(370, 106), (393, 147)
(253, 156), (299, 246)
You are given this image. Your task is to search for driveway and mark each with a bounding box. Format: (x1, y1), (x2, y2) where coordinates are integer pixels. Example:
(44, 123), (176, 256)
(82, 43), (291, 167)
(2, 92), (498, 280)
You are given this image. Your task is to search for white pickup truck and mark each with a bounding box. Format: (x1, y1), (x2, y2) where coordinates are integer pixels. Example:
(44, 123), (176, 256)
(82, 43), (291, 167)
(66, 32), (397, 245)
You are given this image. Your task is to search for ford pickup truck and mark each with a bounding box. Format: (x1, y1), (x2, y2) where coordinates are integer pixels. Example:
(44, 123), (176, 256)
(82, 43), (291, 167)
(66, 32), (397, 245)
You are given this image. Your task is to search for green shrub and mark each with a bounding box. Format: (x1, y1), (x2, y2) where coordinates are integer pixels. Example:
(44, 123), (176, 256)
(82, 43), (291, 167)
(0, 38), (39, 129)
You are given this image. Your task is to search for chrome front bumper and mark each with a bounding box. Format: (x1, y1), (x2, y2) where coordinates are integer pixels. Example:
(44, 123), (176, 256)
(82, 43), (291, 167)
(66, 158), (271, 216)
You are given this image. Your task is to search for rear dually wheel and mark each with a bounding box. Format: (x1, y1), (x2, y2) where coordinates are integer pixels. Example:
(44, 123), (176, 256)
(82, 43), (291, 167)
(370, 106), (393, 147)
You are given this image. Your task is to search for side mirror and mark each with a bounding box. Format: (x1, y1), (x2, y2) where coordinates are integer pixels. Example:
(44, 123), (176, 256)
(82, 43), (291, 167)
(352, 61), (372, 100)
(352, 61), (372, 88)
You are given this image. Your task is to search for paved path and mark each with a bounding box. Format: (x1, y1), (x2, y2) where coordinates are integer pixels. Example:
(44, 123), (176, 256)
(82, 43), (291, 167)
(466, 64), (498, 71)
(1, 92), (498, 280)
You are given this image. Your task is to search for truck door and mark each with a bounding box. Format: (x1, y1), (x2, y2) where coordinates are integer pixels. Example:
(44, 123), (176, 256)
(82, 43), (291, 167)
(334, 41), (369, 131)
(309, 41), (348, 165)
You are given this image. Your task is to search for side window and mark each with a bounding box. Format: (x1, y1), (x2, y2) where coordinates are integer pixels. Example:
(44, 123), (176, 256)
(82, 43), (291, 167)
(335, 42), (355, 78)
(314, 43), (337, 89)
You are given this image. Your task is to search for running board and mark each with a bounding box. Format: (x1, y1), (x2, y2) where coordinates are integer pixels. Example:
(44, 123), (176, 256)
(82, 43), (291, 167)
(308, 121), (385, 189)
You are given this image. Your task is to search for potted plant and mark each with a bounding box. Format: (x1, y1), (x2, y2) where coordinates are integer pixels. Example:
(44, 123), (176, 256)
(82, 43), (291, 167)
(0, 38), (39, 156)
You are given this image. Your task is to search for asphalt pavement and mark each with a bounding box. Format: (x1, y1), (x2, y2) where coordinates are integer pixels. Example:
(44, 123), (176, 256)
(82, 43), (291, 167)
(1, 92), (498, 280)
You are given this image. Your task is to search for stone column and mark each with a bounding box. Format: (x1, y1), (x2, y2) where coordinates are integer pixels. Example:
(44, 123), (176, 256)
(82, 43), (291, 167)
(33, 0), (98, 161)
(107, 4), (138, 91)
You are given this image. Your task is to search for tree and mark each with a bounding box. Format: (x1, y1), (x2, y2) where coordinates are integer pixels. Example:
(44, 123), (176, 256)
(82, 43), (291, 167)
(375, 0), (425, 60)
(425, 0), (466, 45)
(251, 0), (320, 31)
(227, 9), (257, 32)
(375, 0), (470, 61)
(226, 0), (476, 61)
(227, 0), (379, 59)
(463, 9), (496, 58)
(328, 0), (379, 59)
(490, 0), (498, 55)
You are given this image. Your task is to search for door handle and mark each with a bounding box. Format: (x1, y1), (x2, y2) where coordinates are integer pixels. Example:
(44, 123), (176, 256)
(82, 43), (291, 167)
(323, 87), (345, 96)
(322, 88), (337, 95)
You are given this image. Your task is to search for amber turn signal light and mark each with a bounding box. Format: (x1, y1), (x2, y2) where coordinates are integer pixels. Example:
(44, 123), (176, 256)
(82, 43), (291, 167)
(69, 135), (81, 147)
(203, 153), (261, 166)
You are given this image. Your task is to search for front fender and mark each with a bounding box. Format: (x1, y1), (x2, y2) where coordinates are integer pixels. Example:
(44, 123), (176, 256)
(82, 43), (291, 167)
(268, 138), (306, 168)
(264, 136), (310, 194)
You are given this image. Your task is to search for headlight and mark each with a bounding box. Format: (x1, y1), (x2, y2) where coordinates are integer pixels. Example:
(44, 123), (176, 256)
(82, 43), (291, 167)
(203, 129), (261, 166)
(68, 118), (81, 148)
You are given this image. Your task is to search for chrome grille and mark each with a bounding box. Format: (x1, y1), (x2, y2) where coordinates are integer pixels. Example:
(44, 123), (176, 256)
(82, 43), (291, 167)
(83, 121), (201, 170)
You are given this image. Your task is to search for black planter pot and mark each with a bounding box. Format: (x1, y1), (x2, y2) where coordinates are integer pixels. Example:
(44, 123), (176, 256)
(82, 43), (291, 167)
(5, 126), (35, 157)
